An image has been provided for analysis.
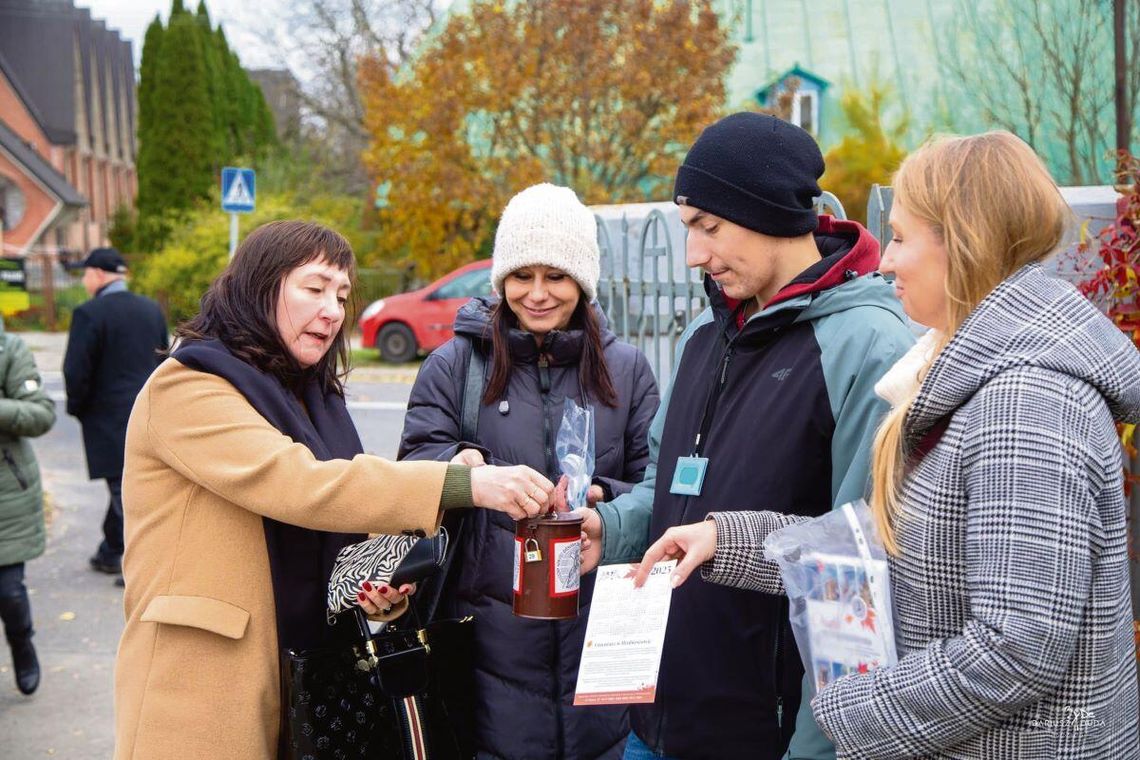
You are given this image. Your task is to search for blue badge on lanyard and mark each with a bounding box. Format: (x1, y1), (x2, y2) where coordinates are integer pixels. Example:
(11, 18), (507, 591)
(672, 338), (734, 498)
(670, 455), (709, 496)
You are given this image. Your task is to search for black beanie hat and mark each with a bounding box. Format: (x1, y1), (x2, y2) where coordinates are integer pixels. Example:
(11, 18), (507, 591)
(673, 112), (824, 238)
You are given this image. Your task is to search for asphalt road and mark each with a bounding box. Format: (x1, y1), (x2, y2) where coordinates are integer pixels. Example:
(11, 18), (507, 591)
(0, 332), (418, 758)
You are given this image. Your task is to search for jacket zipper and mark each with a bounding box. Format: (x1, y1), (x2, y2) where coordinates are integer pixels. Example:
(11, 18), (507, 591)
(3, 449), (28, 491)
(538, 351), (555, 477)
(537, 348), (566, 754)
(655, 338), (736, 754)
(719, 346), (734, 384)
(553, 621), (564, 755)
(773, 597), (786, 732)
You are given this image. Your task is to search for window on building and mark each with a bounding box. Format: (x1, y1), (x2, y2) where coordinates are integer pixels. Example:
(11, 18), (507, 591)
(790, 90), (819, 135)
(0, 177), (27, 232)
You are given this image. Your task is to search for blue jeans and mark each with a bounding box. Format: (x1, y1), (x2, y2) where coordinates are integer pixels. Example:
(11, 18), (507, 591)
(622, 732), (680, 760)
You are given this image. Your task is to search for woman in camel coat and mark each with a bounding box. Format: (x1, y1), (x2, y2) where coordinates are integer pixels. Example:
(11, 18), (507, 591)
(113, 221), (553, 759)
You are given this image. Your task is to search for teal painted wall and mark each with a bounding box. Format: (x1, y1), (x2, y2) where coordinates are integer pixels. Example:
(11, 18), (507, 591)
(722, 0), (947, 149)
(719, 0), (1138, 185)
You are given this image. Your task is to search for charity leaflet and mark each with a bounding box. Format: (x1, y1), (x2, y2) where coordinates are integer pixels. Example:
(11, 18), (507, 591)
(573, 560), (676, 706)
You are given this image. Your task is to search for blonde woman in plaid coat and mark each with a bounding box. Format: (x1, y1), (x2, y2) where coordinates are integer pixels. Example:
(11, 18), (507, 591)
(638, 132), (1140, 759)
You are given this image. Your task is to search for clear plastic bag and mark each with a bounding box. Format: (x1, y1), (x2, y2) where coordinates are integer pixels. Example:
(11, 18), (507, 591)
(763, 500), (898, 692)
(553, 398), (595, 512)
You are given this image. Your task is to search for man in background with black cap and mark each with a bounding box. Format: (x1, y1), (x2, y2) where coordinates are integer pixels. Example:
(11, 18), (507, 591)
(579, 113), (915, 760)
(63, 248), (167, 582)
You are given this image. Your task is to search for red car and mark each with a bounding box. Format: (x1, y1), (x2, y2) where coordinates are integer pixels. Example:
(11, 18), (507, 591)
(359, 259), (494, 362)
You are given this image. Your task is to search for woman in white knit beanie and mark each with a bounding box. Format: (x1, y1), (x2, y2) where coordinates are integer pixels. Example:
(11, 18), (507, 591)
(485, 182), (610, 400)
(398, 182), (661, 760)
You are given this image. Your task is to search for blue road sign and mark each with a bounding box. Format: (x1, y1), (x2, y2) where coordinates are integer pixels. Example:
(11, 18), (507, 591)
(221, 167), (256, 213)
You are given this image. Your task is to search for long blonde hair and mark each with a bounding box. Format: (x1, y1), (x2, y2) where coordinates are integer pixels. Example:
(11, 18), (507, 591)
(870, 131), (1070, 553)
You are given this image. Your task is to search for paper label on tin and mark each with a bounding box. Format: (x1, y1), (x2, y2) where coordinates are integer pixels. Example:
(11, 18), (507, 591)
(550, 537), (581, 597)
(513, 537), (522, 595)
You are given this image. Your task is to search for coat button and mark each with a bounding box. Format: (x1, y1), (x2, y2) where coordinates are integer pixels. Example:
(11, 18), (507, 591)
(498, 400), (510, 414)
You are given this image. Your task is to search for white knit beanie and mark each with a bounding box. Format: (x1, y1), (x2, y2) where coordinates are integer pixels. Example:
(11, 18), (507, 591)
(492, 183), (600, 302)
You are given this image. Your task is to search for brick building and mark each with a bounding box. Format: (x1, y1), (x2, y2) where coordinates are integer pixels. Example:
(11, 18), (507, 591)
(0, 0), (135, 258)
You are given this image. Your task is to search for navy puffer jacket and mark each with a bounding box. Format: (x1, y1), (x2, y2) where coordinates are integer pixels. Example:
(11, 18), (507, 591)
(399, 297), (659, 760)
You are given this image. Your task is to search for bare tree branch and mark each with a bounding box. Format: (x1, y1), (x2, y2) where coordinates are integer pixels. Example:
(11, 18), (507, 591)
(232, 0), (440, 193)
(937, 0), (1115, 184)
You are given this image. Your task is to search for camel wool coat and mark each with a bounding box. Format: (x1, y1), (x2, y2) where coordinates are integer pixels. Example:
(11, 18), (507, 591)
(113, 359), (451, 759)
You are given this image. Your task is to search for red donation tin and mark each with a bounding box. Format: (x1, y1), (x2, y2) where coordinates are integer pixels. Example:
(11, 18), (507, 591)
(513, 512), (584, 619)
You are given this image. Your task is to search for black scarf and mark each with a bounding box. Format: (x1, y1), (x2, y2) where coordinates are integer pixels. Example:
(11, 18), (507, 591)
(173, 339), (364, 652)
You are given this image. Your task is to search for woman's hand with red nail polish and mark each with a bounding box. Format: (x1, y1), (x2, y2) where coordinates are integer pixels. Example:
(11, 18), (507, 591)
(356, 580), (418, 617)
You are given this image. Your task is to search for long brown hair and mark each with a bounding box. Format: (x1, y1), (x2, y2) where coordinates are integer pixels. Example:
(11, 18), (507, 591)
(175, 220), (357, 395)
(481, 295), (618, 408)
(869, 132), (1069, 553)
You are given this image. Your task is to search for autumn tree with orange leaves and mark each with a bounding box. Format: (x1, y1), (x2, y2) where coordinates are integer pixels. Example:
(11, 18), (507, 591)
(359, 0), (735, 277)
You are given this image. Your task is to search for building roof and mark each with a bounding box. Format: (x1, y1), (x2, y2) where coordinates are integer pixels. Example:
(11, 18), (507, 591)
(0, 119), (87, 207)
(0, 0), (135, 151)
(0, 50), (53, 140)
(755, 65), (831, 104)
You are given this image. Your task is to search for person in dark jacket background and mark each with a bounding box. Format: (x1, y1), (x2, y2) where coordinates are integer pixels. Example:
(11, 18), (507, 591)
(580, 113), (915, 760)
(62, 248), (167, 580)
(0, 317), (56, 694)
(400, 183), (660, 760)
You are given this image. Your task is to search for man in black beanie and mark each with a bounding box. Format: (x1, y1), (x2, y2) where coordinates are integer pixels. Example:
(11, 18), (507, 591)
(581, 113), (915, 760)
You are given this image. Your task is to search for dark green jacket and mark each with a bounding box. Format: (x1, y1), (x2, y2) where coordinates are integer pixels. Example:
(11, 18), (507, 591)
(0, 328), (56, 566)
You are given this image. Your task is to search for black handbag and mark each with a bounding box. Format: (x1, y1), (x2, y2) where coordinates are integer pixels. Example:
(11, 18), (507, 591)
(281, 609), (475, 760)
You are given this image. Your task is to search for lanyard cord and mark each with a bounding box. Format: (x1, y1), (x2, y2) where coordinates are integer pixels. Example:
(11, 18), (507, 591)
(692, 346), (732, 457)
(691, 302), (747, 457)
(691, 304), (792, 457)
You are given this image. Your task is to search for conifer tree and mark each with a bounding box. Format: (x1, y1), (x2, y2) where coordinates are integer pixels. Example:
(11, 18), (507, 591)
(134, 0), (278, 250)
(254, 92), (277, 150)
(137, 11), (212, 228)
(195, 0), (227, 164)
(214, 27), (242, 155)
(136, 15), (164, 140)
(136, 15), (163, 158)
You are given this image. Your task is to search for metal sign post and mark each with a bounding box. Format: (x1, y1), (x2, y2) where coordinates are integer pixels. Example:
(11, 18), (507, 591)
(221, 167), (256, 257)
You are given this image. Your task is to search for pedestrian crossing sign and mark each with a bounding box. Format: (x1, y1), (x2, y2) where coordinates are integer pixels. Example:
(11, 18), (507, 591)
(221, 167), (256, 213)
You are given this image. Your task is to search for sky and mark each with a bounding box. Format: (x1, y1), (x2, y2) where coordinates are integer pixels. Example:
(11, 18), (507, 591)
(75, 0), (278, 68)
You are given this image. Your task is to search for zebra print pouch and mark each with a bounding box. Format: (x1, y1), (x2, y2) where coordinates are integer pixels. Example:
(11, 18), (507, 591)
(327, 529), (449, 616)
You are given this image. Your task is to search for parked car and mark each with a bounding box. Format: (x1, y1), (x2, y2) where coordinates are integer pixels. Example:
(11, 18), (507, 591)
(359, 259), (493, 362)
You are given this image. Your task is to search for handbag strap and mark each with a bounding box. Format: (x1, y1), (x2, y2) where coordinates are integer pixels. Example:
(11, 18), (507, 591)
(460, 335), (484, 444)
(420, 335), (484, 623)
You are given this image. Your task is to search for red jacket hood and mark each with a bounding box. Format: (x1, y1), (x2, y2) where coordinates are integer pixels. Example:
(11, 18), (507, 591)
(718, 216), (882, 323)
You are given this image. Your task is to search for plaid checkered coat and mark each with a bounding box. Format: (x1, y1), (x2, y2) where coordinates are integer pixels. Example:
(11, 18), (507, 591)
(707, 264), (1140, 759)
